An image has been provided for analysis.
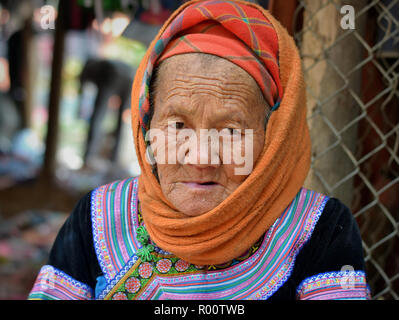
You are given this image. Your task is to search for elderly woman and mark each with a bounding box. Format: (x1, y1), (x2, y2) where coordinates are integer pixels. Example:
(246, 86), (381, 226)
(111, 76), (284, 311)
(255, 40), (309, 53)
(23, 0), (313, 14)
(29, 0), (370, 300)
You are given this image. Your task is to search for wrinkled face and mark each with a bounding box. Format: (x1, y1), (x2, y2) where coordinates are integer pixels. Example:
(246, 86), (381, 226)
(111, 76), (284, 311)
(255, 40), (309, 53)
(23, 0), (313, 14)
(149, 53), (268, 216)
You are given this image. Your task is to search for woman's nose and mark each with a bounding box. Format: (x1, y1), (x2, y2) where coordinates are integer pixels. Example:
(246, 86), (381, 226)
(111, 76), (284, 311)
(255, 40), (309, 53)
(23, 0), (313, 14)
(183, 130), (221, 168)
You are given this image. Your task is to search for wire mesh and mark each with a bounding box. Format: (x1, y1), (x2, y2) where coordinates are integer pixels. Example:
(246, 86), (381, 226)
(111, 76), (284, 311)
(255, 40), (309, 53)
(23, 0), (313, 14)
(293, 0), (399, 299)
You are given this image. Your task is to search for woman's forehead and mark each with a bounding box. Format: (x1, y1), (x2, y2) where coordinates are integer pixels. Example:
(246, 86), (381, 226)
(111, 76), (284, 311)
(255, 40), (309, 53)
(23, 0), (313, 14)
(156, 53), (260, 91)
(151, 54), (266, 122)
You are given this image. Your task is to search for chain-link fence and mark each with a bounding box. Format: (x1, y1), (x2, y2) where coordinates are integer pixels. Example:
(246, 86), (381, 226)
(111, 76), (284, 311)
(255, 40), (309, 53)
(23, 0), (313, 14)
(290, 0), (399, 299)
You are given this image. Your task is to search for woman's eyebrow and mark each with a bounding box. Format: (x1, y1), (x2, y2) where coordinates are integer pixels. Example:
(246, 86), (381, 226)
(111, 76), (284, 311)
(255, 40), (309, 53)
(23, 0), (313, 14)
(164, 104), (195, 117)
(165, 103), (250, 126)
(211, 110), (251, 127)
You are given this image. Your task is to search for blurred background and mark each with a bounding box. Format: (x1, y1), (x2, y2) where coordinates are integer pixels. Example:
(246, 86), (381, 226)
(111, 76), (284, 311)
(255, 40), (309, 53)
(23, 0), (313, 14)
(0, 0), (397, 300)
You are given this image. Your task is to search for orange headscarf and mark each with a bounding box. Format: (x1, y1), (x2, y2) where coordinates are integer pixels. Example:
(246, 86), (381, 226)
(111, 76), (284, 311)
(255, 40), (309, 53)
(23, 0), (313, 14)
(131, 0), (311, 265)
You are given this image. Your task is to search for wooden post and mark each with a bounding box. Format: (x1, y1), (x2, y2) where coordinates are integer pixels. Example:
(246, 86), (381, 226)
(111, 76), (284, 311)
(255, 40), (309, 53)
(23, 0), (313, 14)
(268, 0), (298, 35)
(41, 0), (67, 183)
(21, 13), (34, 128)
(301, 0), (367, 206)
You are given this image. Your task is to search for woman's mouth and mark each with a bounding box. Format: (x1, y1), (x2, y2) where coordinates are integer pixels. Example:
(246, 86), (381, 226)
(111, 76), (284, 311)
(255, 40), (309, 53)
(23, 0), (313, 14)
(181, 181), (219, 189)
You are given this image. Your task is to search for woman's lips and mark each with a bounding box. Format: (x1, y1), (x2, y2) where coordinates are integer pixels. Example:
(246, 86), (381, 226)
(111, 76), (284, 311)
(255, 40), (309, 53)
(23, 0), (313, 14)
(181, 181), (219, 190)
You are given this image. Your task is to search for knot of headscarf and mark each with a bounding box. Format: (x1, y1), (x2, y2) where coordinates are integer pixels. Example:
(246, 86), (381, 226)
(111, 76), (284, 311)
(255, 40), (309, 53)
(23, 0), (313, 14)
(131, 0), (311, 265)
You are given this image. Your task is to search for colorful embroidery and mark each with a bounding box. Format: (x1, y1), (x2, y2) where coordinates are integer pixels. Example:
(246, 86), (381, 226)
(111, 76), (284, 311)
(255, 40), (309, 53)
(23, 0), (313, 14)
(92, 178), (329, 300)
(91, 178), (138, 281)
(112, 292), (128, 300)
(156, 259), (172, 273)
(175, 260), (190, 272)
(125, 277), (141, 293)
(28, 265), (94, 300)
(108, 254), (204, 300)
(296, 271), (371, 300)
(137, 202), (265, 271)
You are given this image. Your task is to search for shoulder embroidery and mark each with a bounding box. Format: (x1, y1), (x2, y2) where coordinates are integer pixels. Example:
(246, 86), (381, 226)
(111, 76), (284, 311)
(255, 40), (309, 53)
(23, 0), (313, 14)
(296, 270), (371, 300)
(248, 188), (328, 299)
(28, 265), (94, 300)
(91, 177), (138, 282)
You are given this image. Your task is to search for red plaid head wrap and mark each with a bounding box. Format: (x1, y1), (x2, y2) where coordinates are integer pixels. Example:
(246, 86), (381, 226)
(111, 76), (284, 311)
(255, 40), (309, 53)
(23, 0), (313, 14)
(158, 20), (280, 109)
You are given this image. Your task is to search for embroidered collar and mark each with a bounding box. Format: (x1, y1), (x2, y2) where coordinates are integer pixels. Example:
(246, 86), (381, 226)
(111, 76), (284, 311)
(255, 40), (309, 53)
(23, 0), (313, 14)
(136, 201), (265, 270)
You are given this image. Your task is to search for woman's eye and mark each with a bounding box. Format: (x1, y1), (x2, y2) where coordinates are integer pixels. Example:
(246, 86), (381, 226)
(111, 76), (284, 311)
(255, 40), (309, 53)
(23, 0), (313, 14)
(169, 121), (185, 129)
(175, 122), (184, 129)
(227, 128), (240, 135)
(220, 128), (240, 136)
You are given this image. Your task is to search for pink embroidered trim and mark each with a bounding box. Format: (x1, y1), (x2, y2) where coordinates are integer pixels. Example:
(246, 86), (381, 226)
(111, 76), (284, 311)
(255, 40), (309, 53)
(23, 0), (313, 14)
(296, 271), (371, 300)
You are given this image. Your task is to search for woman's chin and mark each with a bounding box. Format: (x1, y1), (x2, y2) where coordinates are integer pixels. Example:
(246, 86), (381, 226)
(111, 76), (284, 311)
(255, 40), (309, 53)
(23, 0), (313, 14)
(177, 205), (216, 217)
(169, 182), (226, 217)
